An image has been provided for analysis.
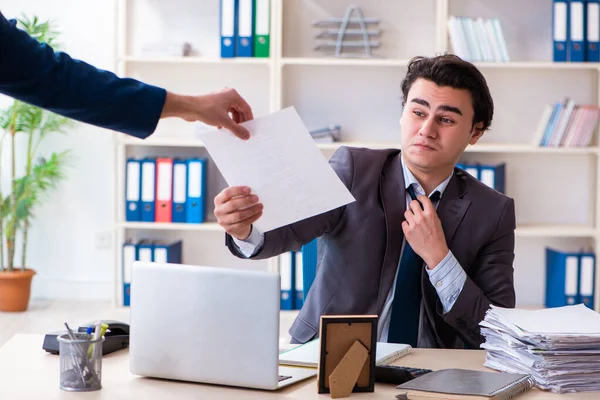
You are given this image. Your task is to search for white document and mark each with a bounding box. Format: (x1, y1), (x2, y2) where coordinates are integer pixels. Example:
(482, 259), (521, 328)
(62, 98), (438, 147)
(278, 339), (412, 368)
(197, 107), (356, 232)
(490, 304), (600, 335)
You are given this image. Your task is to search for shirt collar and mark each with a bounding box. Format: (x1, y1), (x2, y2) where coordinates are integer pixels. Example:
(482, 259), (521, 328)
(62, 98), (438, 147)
(400, 155), (453, 199)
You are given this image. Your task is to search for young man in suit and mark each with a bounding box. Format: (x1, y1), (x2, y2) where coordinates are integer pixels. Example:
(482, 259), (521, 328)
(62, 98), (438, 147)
(214, 54), (516, 349)
(0, 12), (252, 140)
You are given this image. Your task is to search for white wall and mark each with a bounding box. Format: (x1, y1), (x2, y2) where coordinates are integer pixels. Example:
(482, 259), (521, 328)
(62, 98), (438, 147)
(0, 0), (117, 299)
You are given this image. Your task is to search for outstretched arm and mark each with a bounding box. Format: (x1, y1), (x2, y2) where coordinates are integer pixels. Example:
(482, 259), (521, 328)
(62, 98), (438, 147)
(0, 12), (253, 139)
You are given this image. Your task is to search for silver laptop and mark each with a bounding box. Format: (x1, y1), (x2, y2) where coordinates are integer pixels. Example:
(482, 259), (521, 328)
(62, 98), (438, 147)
(129, 261), (317, 390)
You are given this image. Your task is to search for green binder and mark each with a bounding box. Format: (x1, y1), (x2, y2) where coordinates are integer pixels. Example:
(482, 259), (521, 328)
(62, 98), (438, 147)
(253, 0), (270, 57)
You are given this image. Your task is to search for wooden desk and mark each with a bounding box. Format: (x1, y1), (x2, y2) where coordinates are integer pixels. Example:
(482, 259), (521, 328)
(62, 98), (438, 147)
(0, 334), (595, 399)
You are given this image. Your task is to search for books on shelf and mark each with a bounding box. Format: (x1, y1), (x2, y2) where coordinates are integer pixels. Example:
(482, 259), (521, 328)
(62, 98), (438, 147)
(447, 16), (509, 62)
(532, 98), (599, 147)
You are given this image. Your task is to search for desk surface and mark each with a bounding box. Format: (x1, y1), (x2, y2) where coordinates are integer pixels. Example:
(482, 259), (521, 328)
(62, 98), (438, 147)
(0, 334), (596, 399)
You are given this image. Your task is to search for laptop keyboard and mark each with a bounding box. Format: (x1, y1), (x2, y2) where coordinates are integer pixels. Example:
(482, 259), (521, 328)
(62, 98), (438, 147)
(278, 375), (292, 382)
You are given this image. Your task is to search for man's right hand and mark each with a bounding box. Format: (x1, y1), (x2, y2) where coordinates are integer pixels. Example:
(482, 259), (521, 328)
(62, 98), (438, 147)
(214, 186), (263, 240)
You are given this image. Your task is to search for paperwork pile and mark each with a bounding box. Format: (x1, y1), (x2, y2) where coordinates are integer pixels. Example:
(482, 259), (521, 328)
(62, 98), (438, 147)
(480, 304), (600, 393)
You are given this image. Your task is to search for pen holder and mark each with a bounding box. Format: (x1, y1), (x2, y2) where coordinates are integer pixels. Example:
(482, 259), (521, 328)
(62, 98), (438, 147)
(57, 333), (104, 391)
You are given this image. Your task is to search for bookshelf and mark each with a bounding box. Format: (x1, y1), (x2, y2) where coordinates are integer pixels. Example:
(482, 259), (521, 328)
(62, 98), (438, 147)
(113, 0), (600, 312)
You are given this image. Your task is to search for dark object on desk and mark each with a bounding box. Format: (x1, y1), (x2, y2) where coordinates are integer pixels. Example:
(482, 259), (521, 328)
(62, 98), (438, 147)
(374, 365), (432, 385)
(43, 320), (129, 356)
(396, 368), (535, 400)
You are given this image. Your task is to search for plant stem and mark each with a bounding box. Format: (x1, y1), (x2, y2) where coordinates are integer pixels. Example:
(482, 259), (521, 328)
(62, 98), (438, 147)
(0, 132), (4, 272)
(21, 222), (28, 272)
(21, 113), (36, 271)
(7, 103), (18, 272)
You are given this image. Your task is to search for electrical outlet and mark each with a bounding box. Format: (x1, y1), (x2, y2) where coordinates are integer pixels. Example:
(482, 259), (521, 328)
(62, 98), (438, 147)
(95, 231), (112, 250)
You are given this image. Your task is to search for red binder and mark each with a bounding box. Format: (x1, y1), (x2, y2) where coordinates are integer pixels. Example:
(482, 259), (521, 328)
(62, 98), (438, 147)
(155, 158), (173, 223)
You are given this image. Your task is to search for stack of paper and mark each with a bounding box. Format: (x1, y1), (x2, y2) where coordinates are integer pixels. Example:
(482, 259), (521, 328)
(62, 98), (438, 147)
(480, 304), (600, 393)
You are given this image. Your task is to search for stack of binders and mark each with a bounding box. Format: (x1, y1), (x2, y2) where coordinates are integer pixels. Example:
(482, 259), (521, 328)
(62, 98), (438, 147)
(122, 240), (183, 306)
(545, 247), (596, 309)
(279, 239), (318, 311)
(552, 0), (599, 62)
(220, 0), (270, 58)
(456, 162), (506, 194)
(125, 158), (207, 224)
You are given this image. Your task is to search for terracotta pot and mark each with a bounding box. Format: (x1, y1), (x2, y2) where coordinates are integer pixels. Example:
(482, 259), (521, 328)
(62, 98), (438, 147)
(0, 268), (36, 312)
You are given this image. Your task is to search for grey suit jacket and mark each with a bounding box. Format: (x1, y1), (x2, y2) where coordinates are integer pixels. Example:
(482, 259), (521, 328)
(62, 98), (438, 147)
(226, 147), (516, 349)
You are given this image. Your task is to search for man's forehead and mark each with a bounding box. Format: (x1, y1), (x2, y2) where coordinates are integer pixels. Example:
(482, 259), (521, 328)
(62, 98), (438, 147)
(407, 80), (473, 110)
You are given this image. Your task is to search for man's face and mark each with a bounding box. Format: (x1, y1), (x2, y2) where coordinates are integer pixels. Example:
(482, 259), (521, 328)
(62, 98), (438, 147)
(400, 78), (484, 173)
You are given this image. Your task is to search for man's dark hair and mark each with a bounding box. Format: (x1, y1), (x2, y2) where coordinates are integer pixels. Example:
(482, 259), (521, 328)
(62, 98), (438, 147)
(401, 54), (494, 132)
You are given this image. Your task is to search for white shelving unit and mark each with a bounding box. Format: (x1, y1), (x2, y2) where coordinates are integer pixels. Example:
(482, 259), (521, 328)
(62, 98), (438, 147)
(113, 0), (600, 311)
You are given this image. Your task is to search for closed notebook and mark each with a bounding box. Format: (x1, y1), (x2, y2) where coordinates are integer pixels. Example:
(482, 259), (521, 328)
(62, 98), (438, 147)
(279, 339), (411, 368)
(396, 369), (535, 400)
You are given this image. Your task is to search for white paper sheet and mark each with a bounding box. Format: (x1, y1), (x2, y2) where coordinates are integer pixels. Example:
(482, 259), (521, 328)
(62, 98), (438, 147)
(490, 304), (600, 335)
(197, 107), (356, 232)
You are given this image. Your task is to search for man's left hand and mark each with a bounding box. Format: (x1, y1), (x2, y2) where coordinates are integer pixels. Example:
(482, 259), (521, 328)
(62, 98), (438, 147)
(402, 195), (449, 269)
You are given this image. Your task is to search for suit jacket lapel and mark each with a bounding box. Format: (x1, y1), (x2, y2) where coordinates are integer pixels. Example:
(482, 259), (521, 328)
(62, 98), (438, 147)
(436, 173), (470, 246)
(377, 151), (405, 313)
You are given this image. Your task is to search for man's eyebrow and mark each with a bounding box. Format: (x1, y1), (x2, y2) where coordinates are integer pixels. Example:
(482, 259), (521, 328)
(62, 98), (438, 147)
(410, 98), (464, 116)
(410, 98), (430, 108)
(438, 105), (463, 116)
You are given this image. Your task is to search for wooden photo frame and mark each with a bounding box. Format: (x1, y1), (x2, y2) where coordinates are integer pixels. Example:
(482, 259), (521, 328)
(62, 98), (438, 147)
(317, 315), (378, 398)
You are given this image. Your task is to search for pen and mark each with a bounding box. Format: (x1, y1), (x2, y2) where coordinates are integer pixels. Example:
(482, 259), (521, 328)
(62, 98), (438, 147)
(64, 322), (101, 386)
(63, 322), (87, 387)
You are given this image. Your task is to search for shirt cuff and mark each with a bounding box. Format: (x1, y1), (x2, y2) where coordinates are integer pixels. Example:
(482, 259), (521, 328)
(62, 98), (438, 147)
(231, 225), (265, 258)
(426, 251), (467, 314)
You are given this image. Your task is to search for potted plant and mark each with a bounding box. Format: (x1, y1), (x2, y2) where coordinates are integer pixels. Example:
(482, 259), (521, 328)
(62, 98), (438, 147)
(0, 16), (72, 312)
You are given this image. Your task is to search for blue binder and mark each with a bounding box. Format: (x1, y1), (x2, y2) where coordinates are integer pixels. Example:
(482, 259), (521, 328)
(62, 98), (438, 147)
(172, 160), (187, 223)
(464, 164), (480, 180)
(236, 0), (254, 57)
(301, 239), (318, 300)
(587, 0), (600, 61)
(569, 0), (586, 62)
(141, 159), (156, 222)
(136, 240), (155, 262)
(553, 0), (569, 61)
(122, 242), (136, 306)
(478, 163), (506, 194)
(280, 252), (294, 310)
(186, 158), (207, 224)
(579, 252), (596, 309)
(152, 240), (183, 264)
(294, 251), (304, 309)
(220, 0), (237, 58)
(125, 159), (141, 222)
(545, 248), (580, 307)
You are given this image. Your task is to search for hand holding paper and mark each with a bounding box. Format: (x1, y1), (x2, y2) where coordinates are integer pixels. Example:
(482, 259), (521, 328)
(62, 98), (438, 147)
(200, 107), (355, 233)
(214, 186), (263, 239)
